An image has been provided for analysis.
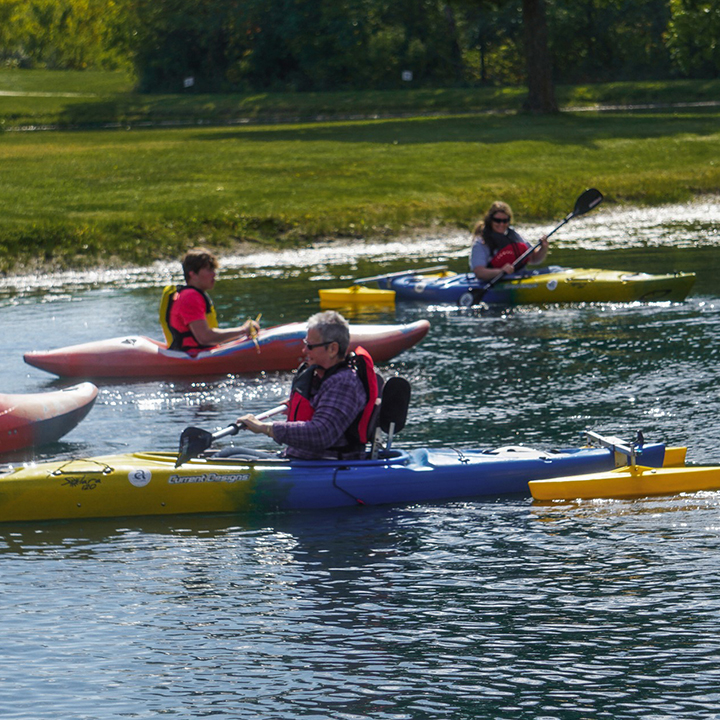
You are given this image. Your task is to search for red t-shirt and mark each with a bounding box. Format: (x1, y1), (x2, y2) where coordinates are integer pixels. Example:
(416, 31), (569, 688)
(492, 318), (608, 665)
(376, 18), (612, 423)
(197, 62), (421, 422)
(168, 288), (207, 351)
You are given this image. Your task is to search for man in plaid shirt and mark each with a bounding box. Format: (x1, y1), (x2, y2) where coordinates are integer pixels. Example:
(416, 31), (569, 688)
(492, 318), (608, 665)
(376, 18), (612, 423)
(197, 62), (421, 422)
(238, 311), (369, 459)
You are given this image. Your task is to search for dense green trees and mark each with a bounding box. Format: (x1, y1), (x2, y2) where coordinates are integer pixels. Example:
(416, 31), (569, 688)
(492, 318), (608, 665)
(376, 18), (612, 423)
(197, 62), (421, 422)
(548, 0), (674, 82)
(125, 0), (472, 92)
(666, 0), (720, 77)
(1, 0), (718, 94)
(0, 0), (130, 70)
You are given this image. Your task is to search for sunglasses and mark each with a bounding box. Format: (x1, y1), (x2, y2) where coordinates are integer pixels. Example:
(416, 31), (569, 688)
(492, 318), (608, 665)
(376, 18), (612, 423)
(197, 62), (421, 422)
(303, 339), (332, 350)
(491, 216), (510, 224)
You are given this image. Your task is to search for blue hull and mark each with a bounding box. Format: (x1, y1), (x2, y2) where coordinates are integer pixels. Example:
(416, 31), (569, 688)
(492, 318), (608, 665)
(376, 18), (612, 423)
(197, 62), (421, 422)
(260, 443), (668, 509)
(379, 271), (516, 304)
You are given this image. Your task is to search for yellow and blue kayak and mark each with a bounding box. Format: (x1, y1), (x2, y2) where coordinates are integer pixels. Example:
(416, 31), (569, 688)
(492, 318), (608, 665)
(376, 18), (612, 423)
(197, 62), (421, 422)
(375, 267), (696, 306)
(0, 440), (676, 523)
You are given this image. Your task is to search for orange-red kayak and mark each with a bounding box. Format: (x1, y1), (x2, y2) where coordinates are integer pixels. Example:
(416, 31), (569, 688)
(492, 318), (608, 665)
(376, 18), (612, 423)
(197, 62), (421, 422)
(23, 321), (430, 379)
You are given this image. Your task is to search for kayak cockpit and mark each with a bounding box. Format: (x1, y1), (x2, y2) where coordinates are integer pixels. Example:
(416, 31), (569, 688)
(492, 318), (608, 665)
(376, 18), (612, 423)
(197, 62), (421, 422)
(132, 448), (413, 469)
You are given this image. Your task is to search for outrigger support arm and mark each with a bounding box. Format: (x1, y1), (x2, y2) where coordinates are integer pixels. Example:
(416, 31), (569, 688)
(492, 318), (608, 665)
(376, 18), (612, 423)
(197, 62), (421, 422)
(353, 265), (448, 286)
(584, 430), (645, 468)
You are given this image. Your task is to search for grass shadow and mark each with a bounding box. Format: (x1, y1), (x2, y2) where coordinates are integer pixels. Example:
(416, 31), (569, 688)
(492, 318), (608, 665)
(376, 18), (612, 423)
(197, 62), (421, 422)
(186, 108), (720, 146)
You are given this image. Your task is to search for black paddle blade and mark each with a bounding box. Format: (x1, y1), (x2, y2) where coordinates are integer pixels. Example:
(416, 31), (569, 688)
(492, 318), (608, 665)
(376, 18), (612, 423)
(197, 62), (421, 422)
(379, 377), (411, 435)
(176, 426), (214, 467)
(572, 188), (603, 218)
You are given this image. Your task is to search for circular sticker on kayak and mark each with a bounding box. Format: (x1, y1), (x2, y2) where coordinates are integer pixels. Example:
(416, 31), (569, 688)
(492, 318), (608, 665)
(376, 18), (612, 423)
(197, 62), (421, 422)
(546, 279), (558, 291)
(129, 468), (152, 487)
(413, 281), (427, 293)
(458, 292), (474, 307)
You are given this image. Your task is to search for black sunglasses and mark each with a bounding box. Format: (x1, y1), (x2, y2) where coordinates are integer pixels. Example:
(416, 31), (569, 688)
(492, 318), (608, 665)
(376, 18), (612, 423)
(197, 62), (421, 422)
(491, 216), (510, 224)
(303, 339), (332, 350)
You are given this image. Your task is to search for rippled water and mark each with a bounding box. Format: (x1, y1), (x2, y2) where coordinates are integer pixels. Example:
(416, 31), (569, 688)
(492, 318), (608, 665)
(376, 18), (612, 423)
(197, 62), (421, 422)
(3, 500), (720, 719)
(2, 200), (720, 719)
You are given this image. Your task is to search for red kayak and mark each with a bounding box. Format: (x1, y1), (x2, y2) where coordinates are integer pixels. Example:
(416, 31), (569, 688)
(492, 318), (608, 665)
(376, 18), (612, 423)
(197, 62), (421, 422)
(0, 383), (98, 454)
(23, 320), (431, 379)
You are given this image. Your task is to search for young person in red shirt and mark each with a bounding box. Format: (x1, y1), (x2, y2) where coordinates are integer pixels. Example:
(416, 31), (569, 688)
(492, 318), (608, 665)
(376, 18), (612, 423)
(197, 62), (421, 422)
(167, 248), (259, 354)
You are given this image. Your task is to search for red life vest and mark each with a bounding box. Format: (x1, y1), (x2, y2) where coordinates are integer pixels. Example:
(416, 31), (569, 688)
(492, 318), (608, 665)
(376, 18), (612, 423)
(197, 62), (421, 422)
(489, 242), (531, 270)
(287, 346), (379, 450)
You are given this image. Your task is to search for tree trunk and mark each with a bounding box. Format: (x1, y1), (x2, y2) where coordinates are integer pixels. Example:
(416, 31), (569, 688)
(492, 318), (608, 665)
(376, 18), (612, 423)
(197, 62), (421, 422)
(521, 0), (558, 113)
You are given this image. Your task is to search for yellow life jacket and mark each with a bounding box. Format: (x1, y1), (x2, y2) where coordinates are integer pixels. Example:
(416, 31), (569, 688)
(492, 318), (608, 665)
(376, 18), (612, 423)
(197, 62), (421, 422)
(159, 284), (218, 349)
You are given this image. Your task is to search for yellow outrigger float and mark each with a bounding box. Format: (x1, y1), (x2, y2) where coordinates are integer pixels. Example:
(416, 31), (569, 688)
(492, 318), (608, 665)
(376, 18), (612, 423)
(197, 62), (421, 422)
(318, 265), (450, 309)
(527, 432), (716, 502)
(319, 284), (396, 308)
(530, 464), (720, 502)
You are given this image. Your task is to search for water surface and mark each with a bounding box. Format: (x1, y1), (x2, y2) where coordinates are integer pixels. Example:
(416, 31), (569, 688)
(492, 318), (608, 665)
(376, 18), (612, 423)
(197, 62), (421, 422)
(1, 200), (720, 719)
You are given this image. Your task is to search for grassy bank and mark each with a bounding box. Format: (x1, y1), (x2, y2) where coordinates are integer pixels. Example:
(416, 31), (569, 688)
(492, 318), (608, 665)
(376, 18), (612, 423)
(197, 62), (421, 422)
(1, 71), (719, 274)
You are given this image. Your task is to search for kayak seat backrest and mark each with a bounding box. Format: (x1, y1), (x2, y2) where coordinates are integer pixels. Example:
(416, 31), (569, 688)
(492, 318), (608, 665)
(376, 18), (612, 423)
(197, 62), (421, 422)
(158, 285), (177, 346)
(364, 372), (385, 445)
(378, 376), (410, 435)
(370, 376), (411, 459)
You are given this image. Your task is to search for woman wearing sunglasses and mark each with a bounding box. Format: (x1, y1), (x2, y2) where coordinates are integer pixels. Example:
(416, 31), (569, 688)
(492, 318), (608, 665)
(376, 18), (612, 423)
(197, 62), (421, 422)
(469, 201), (548, 282)
(236, 311), (377, 460)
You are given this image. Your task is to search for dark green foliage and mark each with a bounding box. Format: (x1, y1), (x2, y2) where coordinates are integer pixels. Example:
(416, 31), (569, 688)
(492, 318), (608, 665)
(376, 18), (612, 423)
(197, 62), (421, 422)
(547, 0), (673, 83)
(4, 1), (720, 91)
(666, 0), (720, 78)
(123, 0), (720, 93)
(127, 0), (468, 93)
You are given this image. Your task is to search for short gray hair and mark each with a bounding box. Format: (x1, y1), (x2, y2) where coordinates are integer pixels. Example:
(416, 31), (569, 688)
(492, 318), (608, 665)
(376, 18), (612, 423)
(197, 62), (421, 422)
(307, 310), (350, 356)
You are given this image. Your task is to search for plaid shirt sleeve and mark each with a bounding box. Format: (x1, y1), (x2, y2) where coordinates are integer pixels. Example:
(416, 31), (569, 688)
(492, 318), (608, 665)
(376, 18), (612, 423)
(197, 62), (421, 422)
(271, 367), (367, 458)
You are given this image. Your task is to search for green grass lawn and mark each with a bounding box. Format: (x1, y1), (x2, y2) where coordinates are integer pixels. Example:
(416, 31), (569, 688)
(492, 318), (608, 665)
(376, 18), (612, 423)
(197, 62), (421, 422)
(1, 70), (719, 273)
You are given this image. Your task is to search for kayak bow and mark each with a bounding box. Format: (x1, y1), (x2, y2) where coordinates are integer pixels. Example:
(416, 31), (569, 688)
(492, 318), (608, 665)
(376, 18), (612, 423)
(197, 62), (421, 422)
(0, 383), (98, 454)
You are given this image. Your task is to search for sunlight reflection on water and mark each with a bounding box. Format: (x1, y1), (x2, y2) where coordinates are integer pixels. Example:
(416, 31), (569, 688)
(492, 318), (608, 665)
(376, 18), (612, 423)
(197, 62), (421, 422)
(2, 198), (719, 296)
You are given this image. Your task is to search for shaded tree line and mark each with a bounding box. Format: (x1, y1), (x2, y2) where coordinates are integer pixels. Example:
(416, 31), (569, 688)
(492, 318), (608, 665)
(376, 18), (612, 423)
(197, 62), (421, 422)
(1, 0), (719, 91)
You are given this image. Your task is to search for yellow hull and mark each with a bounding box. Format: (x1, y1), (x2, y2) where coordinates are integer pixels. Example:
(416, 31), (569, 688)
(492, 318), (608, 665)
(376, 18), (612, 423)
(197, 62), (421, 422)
(1, 440), (677, 522)
(0, 453), (278, 522)
(527, 453), (720, 503)
(319, 285), (396, 308)
(500, 268), (696, 304)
